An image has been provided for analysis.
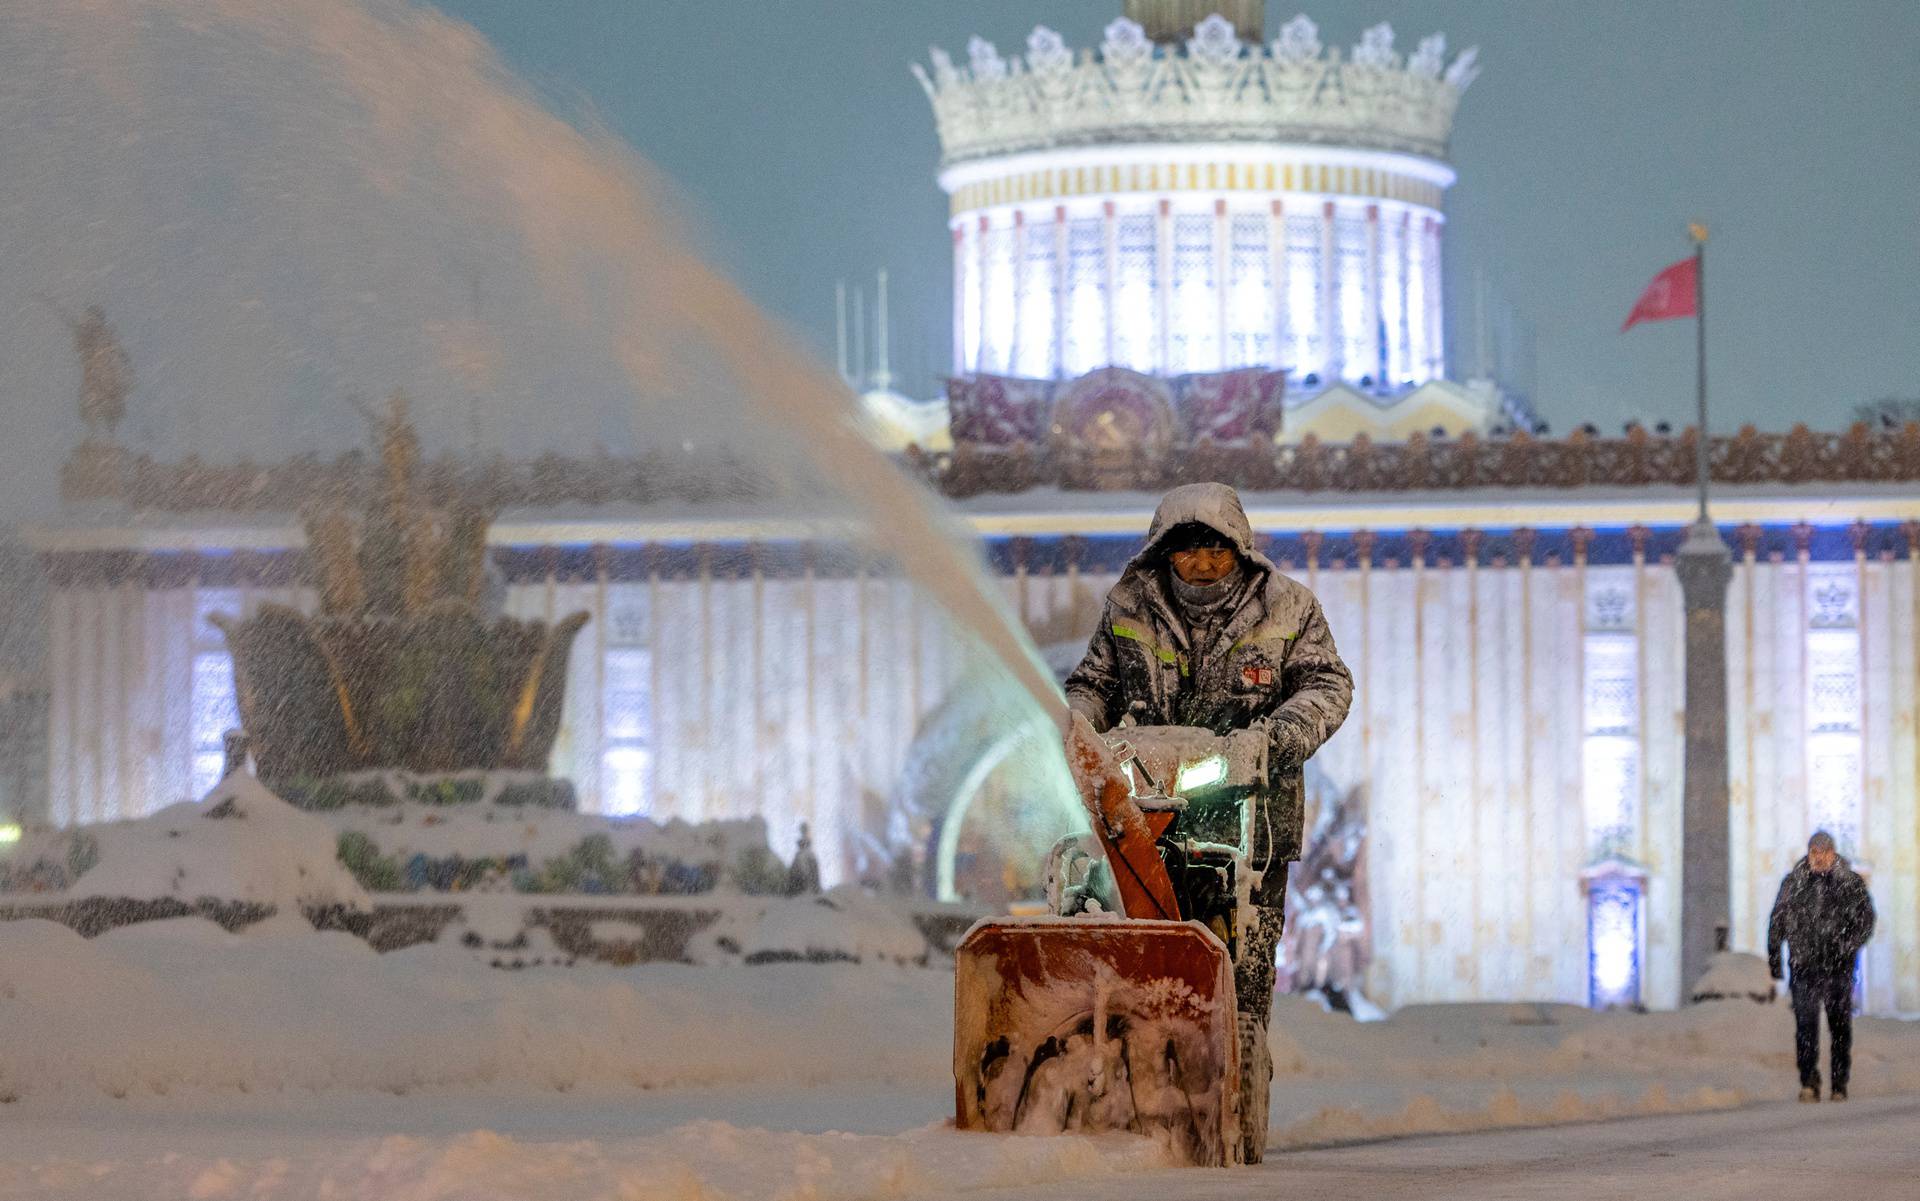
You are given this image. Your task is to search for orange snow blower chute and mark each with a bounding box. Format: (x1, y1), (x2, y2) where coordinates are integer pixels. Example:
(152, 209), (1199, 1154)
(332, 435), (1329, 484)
(952, 714), (1267, 1167)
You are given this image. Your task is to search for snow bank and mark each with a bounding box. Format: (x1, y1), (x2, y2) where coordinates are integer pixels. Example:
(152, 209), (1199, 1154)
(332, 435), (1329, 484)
(1689, 950), (1779, 1004)
(2, 915), (1918, 1198)
(2, 1123), (1175, 1201)
(5, 775), (367, 911)
(4, 915), (1916, 1113)
(0, 773), (794, 910)
(1258, 991), (1920, 1148)
(691, 885), (933, 964)
(323, 800), (780, 894)
(0, 917), (947, 1102)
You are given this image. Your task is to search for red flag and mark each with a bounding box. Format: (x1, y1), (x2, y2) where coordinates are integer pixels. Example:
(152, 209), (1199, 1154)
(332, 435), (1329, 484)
(1621, 256), (1699, 331)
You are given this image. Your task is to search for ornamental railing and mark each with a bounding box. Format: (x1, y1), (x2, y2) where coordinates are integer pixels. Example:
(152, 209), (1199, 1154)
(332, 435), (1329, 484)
(60, 423), (1920, 515)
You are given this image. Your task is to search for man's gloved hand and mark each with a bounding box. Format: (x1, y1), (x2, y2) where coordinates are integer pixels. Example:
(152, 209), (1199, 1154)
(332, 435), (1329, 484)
(1224, 726), (1269, 773)
(1266, 718), (1311, 769)
(1065, 692), (1108, 734)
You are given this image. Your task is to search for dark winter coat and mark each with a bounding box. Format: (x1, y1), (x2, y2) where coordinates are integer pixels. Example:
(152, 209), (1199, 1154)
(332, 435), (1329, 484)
(1064, 483), (1353, 869)
(1767, 856), (1875, 980)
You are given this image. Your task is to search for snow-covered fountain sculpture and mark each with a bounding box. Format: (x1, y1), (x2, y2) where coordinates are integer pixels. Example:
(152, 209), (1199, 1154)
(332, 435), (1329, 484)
(213, 394), (587, 810)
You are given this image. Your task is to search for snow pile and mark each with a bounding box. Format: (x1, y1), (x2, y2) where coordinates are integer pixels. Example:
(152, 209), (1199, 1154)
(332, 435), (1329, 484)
(0, 913), (1918, 1196)
(2, 775), (367, 912)
(0, 774), (793, 906)
(1689, 950), (1779, 1004)
(692, 885), (934, 965)
(324, 801), (775, 887)
(0, 917), (948, 1101)
(1259, 992), (1920, 1148)
(329, 801), (791, 896)
(2, 1123), (1175, 1201)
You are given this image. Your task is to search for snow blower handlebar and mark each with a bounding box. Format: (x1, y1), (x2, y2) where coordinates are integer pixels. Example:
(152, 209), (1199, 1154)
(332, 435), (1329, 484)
(1065, 712), (1181, 920)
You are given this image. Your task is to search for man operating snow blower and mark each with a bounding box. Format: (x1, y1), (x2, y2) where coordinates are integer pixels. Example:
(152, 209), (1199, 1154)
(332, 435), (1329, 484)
(1065, 482), (1352, 1153)
(951, 482), (1351, 1166)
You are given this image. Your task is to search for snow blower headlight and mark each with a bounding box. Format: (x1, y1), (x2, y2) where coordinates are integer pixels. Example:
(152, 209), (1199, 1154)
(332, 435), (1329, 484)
(1174, 754), (1228, 794)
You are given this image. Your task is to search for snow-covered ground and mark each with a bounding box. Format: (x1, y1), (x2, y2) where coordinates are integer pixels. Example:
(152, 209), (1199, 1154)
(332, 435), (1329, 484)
(1, 915), (1918, 1199)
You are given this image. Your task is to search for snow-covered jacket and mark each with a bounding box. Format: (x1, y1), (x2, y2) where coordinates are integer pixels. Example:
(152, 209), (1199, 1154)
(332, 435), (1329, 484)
(1767, 856), (1875, 979)
(1064, 483), (1353, 869)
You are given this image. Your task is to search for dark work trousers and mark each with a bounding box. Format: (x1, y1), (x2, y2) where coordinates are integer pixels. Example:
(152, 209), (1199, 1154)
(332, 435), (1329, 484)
(1791, 972), (1854, 1093)
(1233, 863), (1290, 1029)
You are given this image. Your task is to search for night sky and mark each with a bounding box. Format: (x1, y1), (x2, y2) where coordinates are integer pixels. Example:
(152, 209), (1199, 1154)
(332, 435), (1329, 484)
(439, 0), (1920, 431)
(1, 1), (1917, 525)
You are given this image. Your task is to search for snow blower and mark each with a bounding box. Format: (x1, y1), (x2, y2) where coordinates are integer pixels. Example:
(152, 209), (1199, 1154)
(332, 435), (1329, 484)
(953, 715), (1271, 1166)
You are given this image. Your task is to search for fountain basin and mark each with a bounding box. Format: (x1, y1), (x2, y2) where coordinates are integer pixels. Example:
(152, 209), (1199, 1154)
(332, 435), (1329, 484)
(214, 604), (588, 794)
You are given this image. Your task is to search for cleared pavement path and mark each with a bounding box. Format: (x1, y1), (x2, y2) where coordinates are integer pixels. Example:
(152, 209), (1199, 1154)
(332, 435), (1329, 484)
(939, 1093), (1920, 1201)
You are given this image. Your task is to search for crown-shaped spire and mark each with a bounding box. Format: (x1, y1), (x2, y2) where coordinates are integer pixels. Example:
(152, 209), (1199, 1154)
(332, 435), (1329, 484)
(915, 13), (1480, 166)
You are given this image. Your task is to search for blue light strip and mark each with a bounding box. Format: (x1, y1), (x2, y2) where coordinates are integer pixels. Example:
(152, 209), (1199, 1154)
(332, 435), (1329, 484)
(43, 519), (1913, 586)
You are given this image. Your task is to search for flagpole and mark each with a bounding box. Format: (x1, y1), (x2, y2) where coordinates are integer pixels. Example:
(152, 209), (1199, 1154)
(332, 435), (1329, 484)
(1690, 223), (1709, 523)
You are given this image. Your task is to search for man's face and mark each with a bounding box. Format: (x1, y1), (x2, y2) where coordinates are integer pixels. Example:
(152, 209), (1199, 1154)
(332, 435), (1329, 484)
(1809, 847), (1837, 873)
(1170, 545), (1237, 584)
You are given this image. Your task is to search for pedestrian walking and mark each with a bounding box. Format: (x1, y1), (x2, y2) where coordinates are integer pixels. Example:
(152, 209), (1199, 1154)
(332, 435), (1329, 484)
(1767, 830), (1875, 1102)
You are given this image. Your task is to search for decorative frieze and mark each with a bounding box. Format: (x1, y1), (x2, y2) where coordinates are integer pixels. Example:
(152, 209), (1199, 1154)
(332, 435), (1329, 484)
(924, 423), (1920, 499)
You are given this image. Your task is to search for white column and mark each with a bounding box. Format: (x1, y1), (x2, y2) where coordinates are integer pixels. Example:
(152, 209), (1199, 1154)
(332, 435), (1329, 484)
(1269, 199), (1288, 371)
(975, 215), (991, 373)
(72, 589), (100, 824)
(1102, 200), (1119, 367)
(1426, 216), (1446, 379)
(1642, 561), (1686, 1007)
(1405, 210), (1420, 377)
(1370, 561), (1420, 1002)
(1213, 198), (1230, 373)
(1364, 205), (1383, 383)
(1053, 204), (1070, 378)
(1009, 210), (1027, 375)
(1777, 548), (1810, 888)
(1553, 562), (1591, 1002)
(97, 584), (124, 820)
(1494, 563), (1529, 994)
(1860, 553), (1898, 1013)
(1320, 201), (1339, 380)
(1888, 550), (1920, 1010)
(951, 224), (967, 375)
(1155, 198), (1173, 375)
(46, 581), (73, 825)
(591, 551), (610, 814)
(1437, 561), (1476, 996)
(157, 588), (193, 810)
(1748, 552), (1785, 949)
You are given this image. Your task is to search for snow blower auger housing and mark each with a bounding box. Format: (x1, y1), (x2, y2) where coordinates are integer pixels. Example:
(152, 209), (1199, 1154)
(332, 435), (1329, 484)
(953, 716), (1272, 1167)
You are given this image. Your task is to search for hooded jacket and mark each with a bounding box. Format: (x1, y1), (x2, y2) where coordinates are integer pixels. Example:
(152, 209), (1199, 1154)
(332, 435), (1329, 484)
(1767, 855), (1875, 979)
(1064, 483), (1353, 867)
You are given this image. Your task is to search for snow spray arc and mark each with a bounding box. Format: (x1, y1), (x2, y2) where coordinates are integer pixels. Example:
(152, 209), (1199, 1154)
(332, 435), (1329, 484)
(2, 0), (1076, 841)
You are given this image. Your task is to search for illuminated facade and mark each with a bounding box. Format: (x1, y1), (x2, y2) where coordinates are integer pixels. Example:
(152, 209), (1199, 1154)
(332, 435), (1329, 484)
(17, 5), (1920, 1017)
